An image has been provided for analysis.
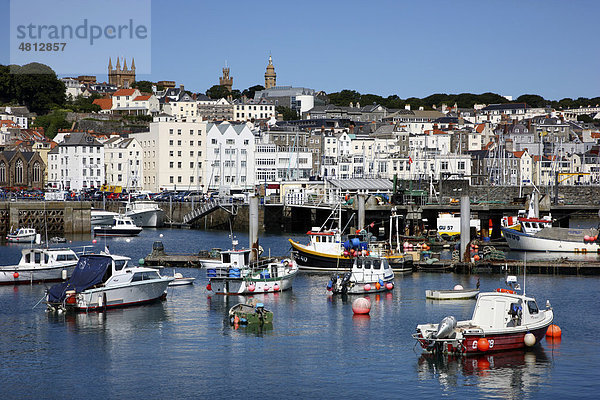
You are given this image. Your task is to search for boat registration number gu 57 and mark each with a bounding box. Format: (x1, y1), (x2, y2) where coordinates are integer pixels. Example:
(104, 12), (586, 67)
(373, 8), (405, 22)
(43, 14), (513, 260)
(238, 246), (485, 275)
(472, 339), (494, 349)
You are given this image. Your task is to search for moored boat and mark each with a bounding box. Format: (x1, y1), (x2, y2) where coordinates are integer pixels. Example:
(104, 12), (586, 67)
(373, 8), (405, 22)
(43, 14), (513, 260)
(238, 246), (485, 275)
(124, 201), (165, 227)
(327, 256), (395, 294)
(93, 215), (143, 237)
(6, 227), (37, 243)
(207, 248), (298, 295)
(425, 288), (479, 300)
(413, 276), (554, 354)
(0, 247), (79, 285)
(168, 272), (195, 286)
(501, 225), (600, 252)
(46, 253), (173, 312)
(91, 209), (119, 226)
(228, 301), (273, 325)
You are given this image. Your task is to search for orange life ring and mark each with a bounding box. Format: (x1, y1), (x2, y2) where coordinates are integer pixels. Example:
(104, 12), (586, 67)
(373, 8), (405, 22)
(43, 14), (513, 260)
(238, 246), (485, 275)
(496, 288), (515, 294)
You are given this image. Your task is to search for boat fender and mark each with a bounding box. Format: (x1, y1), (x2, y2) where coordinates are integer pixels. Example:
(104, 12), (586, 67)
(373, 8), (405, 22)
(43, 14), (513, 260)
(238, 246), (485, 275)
(326, 280), (333, 291)
(496, 288), (515, 294)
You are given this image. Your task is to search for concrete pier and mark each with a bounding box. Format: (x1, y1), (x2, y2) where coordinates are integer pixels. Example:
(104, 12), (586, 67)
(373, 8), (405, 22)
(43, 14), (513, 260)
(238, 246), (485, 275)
(0, 201), (91, 235)
(460, 196), (470, 262)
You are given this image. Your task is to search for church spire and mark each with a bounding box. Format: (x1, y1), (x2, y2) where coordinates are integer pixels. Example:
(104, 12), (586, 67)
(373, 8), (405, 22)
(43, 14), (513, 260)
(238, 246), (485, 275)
(131, 57), (136, 70)
(116, 57), (121, 71)
(108, 57), (113, 70)
(123, 58), (128, 71)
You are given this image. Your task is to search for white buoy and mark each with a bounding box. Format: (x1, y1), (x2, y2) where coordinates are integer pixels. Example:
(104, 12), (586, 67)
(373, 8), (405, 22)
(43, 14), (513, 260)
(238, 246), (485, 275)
(61, 269), (67, 280)
(126, 238), (131, 243)
(160, 234), (164, 238)
(524, 332), (536, 347)
(453, 284), (464, 291)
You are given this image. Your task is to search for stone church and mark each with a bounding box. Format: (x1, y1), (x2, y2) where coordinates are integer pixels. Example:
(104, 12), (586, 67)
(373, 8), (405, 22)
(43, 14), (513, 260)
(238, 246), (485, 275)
(108, 57), (136, 88)
(0, 150), (45, 189)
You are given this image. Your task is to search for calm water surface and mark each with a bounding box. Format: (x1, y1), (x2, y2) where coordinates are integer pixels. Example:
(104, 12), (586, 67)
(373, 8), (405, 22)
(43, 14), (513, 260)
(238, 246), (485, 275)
(0, 229), (598, 399)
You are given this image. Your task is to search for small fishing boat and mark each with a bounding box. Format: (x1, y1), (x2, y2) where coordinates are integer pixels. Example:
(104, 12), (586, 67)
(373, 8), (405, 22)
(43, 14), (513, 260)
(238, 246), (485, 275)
(327, 256), (395, 295)
(168, 272), (195, 286)
(46, 252), (173, 312)
(413, 276), (554, 354)
(425, 287), (479, 300)
(93, 215), (143, 237)
(6, 227), (37, 243)
(0, 247), (79, 285)
(207, 248), (298, 295)
(228, 301), (273, 325)
(501, 225), (600, 252)
(384, 253), (414, 273)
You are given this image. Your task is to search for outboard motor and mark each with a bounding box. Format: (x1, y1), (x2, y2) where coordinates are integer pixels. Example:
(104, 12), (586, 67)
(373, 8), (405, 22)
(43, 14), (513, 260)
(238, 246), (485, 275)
(340, 272), (352, 294)
(434, 315), (457, 339)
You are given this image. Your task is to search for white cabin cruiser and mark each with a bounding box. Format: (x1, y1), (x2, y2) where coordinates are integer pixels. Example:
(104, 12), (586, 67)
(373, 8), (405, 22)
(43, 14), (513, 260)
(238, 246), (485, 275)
(0, 247), (79, 285)
(413, 276), (554, 354)
(125, 201), (165, 227)
(207, 248), (298, 295)
(46, 253), (173, 312)
(327, 256), (395, 294)
(6, 227), (37, 243)
(93, 215), (143, 237)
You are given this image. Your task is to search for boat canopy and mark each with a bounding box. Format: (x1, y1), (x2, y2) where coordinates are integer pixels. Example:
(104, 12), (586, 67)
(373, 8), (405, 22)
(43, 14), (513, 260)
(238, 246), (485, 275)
(47, 255), (113, 302)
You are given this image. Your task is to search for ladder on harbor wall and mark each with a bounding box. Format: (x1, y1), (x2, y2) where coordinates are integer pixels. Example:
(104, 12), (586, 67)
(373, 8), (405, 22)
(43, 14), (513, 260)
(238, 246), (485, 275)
(182, 198), (237, 224)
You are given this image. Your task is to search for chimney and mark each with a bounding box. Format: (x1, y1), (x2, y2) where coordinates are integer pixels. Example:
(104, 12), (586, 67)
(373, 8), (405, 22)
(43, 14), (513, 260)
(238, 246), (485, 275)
(180, 84), (184, 92)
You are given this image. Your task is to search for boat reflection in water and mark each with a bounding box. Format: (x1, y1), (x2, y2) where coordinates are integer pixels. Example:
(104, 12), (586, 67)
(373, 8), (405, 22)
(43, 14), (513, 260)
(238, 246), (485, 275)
(417, 347), (551, 397)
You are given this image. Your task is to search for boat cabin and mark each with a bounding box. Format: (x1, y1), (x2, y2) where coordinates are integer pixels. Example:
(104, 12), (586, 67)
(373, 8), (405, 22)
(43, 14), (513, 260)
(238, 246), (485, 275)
(112, 216), (137, 227)
(351, 256), (393, 282)
(306, 228), (342, 253)
(471, 292), (543, 329)
(220, 249), (253, 268)
(519, 218), (552, 235)
(21, 248), (78, 266)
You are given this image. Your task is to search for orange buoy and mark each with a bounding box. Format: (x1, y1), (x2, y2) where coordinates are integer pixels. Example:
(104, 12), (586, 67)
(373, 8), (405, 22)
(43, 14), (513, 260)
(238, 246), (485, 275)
(474, 255), (480, 261)
(546, 324), (562, 338)
(477, 338), (490, 352)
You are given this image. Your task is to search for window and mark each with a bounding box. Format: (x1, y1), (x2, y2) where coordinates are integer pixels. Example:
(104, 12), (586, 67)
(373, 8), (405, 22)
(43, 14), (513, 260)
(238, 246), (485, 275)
(190, 141), (194, 146)
(177, 151), (182, 157)
(190, 129), (193, 135)
(177, 176), (182, 183)
(169, 129), (173, 135)
(190, 162), (194, 168)
(170, 151), (174, 157)
(177, 129), (181, 135)
(177, 162), (182, 169)
(226, 139), (235, 145)
(177, 140), (181, 146)
(0, 162), (5, 182)
(527, 300), (539, 315)
(15, 160), (23, 183)
(169, 140), (173, 146)
(211, 139), (217, 144)
(170, 176), (174, 183)
(170, 162), (174, 168)
(190, 151), (194, 157)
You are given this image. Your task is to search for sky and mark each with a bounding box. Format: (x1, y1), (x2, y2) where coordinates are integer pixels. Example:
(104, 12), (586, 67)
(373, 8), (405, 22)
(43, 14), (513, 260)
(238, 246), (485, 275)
(1, 0), (599, 101)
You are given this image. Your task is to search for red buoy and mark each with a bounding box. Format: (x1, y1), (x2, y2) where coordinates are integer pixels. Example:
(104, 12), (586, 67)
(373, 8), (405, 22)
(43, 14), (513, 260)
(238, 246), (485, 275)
(206, 283), (212, 291)
(352, 297), (371, 315)
(477, 338), (490, 352)
(13, 272), (19, 279)
(546, 324), (562, 338)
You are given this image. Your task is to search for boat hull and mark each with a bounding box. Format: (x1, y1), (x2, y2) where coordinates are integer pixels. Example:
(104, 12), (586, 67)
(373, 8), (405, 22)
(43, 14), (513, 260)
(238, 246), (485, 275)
(70, 279), (171, 312)
(168, 277), (195, 286)
(209, 268), (297, 295)
(0, 263), (77, 285)
(7, 234), (36, 243)
(332, 276), (394, 294)
(501, 227), (600, 252)
(290, 240), (353, 272)
(425, 289), (479, 300)
(126, 209), (165, 228)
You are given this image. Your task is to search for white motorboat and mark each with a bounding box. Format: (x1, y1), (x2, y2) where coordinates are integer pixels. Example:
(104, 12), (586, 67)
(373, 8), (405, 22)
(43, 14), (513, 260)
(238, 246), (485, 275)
(413, 276), (554, 354)
(168, 272), (196, 286)
(425, 288), (480, 300)
(91, 209), (119, 226)
(93, 215), (143, 237)
(501, 225), (600, 252)
(6, 227), (37, 243)
(125, 201), (165, 227)
(46, 252), (173, 312)
(327, 256), (395, 294)
(0, 247), (79, 285)
(207, 248), (298, 295)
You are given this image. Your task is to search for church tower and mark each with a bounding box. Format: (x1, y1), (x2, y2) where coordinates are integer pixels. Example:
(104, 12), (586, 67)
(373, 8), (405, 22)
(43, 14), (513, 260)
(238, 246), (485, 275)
(108, 57), (136, 88)
(264, 55), (276, 89)
(219, 65), (233, 92)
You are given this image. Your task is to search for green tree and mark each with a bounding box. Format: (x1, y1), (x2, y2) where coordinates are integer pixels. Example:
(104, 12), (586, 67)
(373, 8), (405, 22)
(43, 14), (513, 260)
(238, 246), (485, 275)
(276, 106), (298, 121)
(328, 90), (361, 106)
(206, 85), (231, 99)
(1, 63), (66, 114)
(516, 94), (547, 108)
(32, 110), (71, 139)
(577, 114), (594, 123)
(242, 85), (265, 99)
(132, 80), (163, 93)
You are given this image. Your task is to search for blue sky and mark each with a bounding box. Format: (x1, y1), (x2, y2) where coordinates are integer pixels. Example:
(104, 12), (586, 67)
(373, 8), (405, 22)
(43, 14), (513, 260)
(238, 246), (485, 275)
(1, 0), (599, 100)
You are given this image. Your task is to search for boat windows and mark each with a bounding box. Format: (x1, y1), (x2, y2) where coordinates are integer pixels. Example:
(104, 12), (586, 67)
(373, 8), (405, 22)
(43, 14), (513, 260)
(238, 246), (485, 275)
(114, 260), (127, 271)
(34, 252), (41, 264)
(25, 253), (31, 263)
(222, 253), (231, 263)
(132, 271), (160, 281)
(363, 259), (372, 269)
(525, 222), (531, 228)
(67, 254), (77, 261)
(44, 253), (49, 264)
(527, 300), (539, 314)
(355, 259), (363, 269)
(372, 259), (381, 270)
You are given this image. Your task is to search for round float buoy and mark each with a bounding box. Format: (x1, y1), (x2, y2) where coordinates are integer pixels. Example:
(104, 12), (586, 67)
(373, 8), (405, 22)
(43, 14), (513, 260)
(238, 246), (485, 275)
(126, 238), (131, 243)
(206, 283), (212, 291)
(92, 239), (97, 244)
(546, 324), (562, 337)
(273, 284), (280, 291)
(474, 255), (480, 261)
(248, 284), (255, 292)
(364, 283), (371, 291)
(385, 282), (394, 290)
(375, 282), (381, 290)
(524, 332), (536, 347)
(454, 284), (464, 291)
(138, 259), (145, 265)
(584, 235), (590, 243)
(160, 234), (164, 238)
(477, 338), (490, 352)
(13, 272), (19, 279)
(234, 315), (240, 324)
(352, 297), (371, 315)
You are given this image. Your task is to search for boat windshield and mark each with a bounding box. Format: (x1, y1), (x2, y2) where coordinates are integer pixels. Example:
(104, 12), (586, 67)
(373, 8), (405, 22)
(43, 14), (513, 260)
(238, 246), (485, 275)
(131, 271), (160, 281)
(114, 260), (127, 271)
(527, 300), (539, 314)
(372, 259), (381, 270)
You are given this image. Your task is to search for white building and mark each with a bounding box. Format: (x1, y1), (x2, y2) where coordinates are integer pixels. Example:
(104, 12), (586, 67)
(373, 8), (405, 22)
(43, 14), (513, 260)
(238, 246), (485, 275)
(163, 91), (198, 121)
(205, 122), (256, 190)
(61, 77), (84, 99)
(47, 132), (105, 190)
(233, 99), (276, 122)
(104, 136), (144, 190)
(133, 121), (208, 192)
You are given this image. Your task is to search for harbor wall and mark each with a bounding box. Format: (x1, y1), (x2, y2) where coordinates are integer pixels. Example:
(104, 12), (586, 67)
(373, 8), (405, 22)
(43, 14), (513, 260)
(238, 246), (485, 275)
(0, 201), (91, 234)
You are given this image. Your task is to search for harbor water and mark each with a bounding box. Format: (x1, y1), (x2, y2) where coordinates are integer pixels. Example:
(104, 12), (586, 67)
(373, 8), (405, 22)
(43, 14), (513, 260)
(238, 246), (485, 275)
(1, 229), (599, 399)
